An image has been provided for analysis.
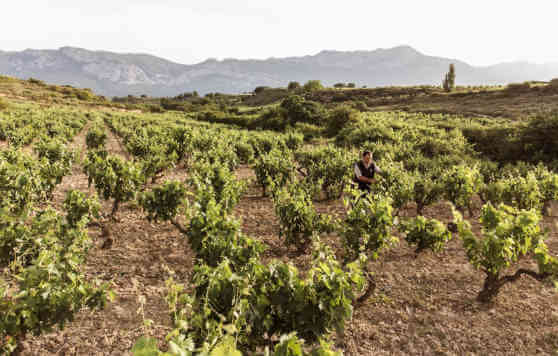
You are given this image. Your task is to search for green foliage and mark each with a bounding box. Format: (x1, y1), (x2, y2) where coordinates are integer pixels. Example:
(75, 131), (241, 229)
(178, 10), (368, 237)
(326, 105), (359, 135)
(254, 149), (294, 196)
(273, 333), (341, 356)
(0, 195), (108, 353)
(85, 125), (107, 150)
(83, 152), (144, 216)
(413, 172), (444, 215)
(272, 182), (333, 251)
(372, 160), (415, 215)
(164, 242), (364, 352)
(341, 189), (397, 261)
(303, 80), (324, 92)
(63, 190), (100, 227)
(454, 203), (558, 302)
(441, 165), (483, 215)
(187, 199), (265, 268)
(287, 81), (301, 91)
(0, 153), (42, 214)
(295, 146), (353, 200)
(280, 95), (326, 126)
(0, 97), (8, 111)
(190, 162), (246, 213)
(34, 137), (75, 167)
(402, 216), (452, 254)
(140, 181), (188, 222)
(480, 173), (543, 211)
(442, 63), (456, 92)
(284, 131), (304, 151)
(234, 141), (255, 164)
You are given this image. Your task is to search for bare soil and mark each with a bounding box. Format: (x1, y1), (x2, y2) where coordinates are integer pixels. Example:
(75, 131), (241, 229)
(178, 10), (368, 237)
(18, 127), (558, 356)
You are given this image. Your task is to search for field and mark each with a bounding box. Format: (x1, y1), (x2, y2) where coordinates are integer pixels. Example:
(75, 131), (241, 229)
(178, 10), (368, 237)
(1, 77), (558, 355)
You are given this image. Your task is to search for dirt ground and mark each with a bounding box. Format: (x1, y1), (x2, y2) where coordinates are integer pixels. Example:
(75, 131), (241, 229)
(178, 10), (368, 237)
(13, 124), (558, 355)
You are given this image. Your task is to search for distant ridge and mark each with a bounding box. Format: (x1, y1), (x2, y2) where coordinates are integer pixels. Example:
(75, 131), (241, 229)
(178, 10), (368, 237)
(1, 45), (558, 97)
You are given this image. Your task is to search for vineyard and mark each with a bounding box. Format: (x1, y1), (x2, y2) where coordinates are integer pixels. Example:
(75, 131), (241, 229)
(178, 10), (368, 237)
(1, 82), (558, 355)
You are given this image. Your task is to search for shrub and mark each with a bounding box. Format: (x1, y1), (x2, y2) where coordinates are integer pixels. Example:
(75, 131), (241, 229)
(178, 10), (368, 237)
(293, 122), (324, 141)
(0, 98), (8, 111)
(302, 80), (324, 92)
(254, 86), (269, 94)
(296, 146), (353, 200)
(272, 182), (333, 252)
(341, 190), (397, 262)
(454, 203), (558, 302)
(234, 141), (255, 164)
(86, 126), (107, 150)
(284, 131), (304, 150)
(75, 90), (93, 101)
(402, 216), (452, 254)
(280, 95), (325, 126)
(254, 149), (294, 196)
(327, 105), (359, 136)
(505, 82), (531, 94)
(287, 81), (301, 91)
(441, 164), (483, 216)
(28, 78), (45, 86)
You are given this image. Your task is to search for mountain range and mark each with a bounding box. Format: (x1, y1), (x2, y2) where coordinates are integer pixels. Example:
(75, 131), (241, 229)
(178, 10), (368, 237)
(1, 45), (558, 97)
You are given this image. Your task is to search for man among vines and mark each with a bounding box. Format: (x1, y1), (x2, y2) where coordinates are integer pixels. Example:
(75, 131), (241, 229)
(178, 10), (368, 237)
(353, 151), (382, 193)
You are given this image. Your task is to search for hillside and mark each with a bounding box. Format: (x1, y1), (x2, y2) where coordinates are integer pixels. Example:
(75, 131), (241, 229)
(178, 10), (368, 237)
(1, 75), (558, 355)
(1, 46), (558, 97)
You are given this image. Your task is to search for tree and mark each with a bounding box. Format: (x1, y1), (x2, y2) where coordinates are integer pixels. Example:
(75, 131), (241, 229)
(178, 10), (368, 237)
(442, 64), (456, 92)
(287, 81), (301, 91)
(254, 86), (269, 94)
(302, 80), (323, 92)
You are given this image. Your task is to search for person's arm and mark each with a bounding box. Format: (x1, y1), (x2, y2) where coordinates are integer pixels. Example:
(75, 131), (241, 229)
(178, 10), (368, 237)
(355, 164), (375, 183)
(357, 176), (375, 184)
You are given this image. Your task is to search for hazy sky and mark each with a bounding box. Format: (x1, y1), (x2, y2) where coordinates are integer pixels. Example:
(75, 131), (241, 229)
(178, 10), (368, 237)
(2, 1), (557, 66)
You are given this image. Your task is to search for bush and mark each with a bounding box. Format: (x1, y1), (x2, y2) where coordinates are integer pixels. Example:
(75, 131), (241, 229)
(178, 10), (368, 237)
(295, 146), (353, 200)
(254, 149), (294, 196)
(234, 141), (255, 164)
(303, 80), (324, 92)
(341, 190), (397, 262)
(254, 86), (269, 94)
(280, 95), (325, 126)
(272, 182), (333, 251)
(0, 98), (8, 111)
(327, 105), (359, 136)
(505, 82), (531, 94)
(28, 78), (45, 86)
(293, 122), (324, 141)
(75, 90), (93, 101)
(402, 216), (452, 254)
(86, 126), (107, 150)
(454, 203), (558, 302)
(287, 81), (301, 91)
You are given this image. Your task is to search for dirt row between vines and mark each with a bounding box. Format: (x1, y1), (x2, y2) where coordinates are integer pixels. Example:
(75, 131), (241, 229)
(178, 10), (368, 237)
(24, 121), (558, 355)
(25, 121), (193, 355)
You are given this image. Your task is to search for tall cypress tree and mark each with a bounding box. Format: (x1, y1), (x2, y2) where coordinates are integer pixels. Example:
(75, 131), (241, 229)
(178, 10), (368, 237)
(443, 63), (456, 92)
